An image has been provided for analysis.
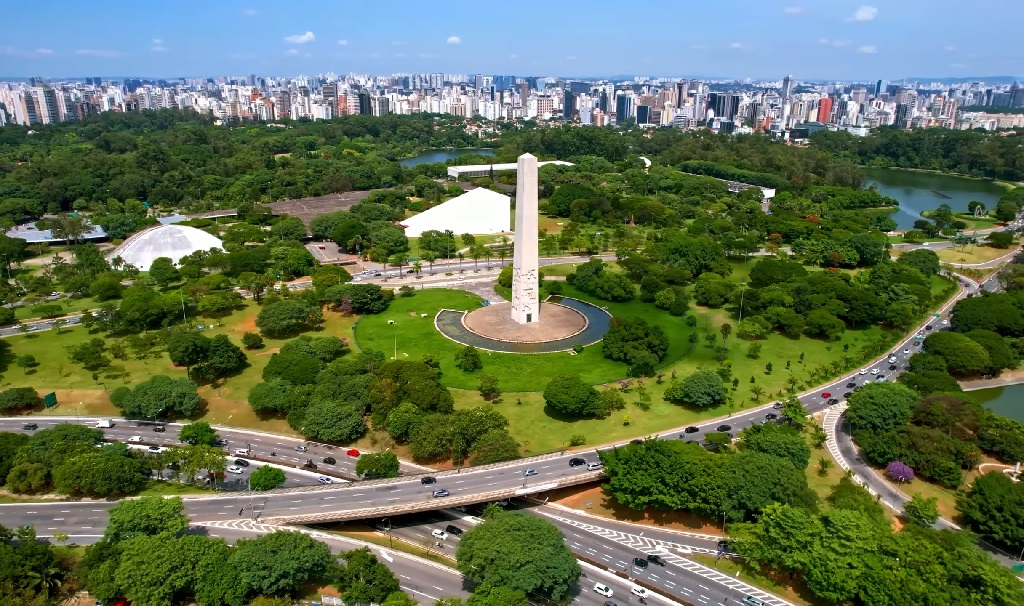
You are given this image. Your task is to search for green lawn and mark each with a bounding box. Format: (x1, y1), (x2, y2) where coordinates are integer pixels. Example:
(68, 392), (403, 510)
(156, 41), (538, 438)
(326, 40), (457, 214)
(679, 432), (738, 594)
(138, 480), (214, 497)
(542, 261), (620, 277)
(14, 296), (101, 321)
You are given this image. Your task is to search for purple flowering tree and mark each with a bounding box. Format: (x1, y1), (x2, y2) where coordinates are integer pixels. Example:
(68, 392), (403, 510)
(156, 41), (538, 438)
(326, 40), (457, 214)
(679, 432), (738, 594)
(885, 461), (915, 483)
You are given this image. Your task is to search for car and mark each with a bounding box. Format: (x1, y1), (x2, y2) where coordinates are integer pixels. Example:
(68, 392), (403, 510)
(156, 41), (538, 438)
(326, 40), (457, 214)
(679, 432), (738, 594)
(888, 357), (897, 364)
(870, 368), (880, 375)
(346, 448), (360, 457)
(629, 439), (644, 445)
(593, 583), (614, 598)
(631, 586), (650, 598)
(128, 435), (144, 443)
(942, 319), (948, 325)
(821, 392), (831, 398)
(603, 602), (617, 606)
(772, 401), (783, 409)
(374, 272), (382, 276)
(431, 529), (449, 540)
(889, 364), (897, 371)
(226, 466), (243, 474)
(684, 425), (700, 433)
(234, 448), (250, 456)
(569, 457), (586, 467)
(587, 462), (602, 471)
(632, 557), (649, 569)
(445, 524), (463, 536)
(234, 458), (249, 467)
(147, 446), (163, 453)
(647, 554), (666, 566)
(153, 425), (166, 433)
(903, 348), (912, 354)
(741, 596), (766, 606)
(318, 476), (333, 485)
(432, 488), (450, 498)
(294, 445), (308, 452)
(845, 382), (856, 388)
(827, 398), (839, 405)
(323, 456), (336, 465)
(420, 476), (437, 484)
(524, 468), (538, 476)
(859, 368), (868, 375)
(765, 413), (778, 420)
(843, 392), (852, 398)
(716, 424), (732, 432)
(215, 439), (229, 446)
(22, 423), (37, 431)
(926, 325), (933, 330)
(875, 375), (886, 381)
(303, 461), (318, 470)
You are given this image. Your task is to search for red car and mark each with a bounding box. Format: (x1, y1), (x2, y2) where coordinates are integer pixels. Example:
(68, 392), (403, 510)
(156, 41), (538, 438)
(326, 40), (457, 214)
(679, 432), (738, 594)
(346, 448), (360, 457)
(821, 392), (831, 398)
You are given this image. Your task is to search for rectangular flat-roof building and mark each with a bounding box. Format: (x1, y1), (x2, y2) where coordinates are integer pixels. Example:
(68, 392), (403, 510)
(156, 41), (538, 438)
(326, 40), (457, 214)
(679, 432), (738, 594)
(447, 160), (574, 180)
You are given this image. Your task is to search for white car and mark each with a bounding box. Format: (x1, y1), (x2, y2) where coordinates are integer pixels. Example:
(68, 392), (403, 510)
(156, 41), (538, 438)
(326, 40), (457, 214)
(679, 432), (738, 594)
(431, 529), (449, 541)
(870, 368), (880, 375)
(317, 476), (333, 485)
(631, 587), (650, 598)
(903, 349), (911, 355)
(593, 583), (613, 598)
(858, 368), (868, 375)
(226, 466), (243, 474)
(127, 436), (143, 443)
(888, 357), (897, 364)
(587, 462), (603, 471)
(234, 449), (250, 456)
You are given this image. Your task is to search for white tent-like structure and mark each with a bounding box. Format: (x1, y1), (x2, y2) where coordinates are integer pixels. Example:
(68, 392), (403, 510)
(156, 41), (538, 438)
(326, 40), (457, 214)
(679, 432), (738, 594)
(107, 224), (224, 271)
(399, 188), (511, 237)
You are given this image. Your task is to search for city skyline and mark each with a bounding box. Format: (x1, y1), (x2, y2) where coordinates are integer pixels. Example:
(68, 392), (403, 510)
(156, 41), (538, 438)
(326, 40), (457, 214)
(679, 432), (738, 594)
(2, 1), (1021, 80)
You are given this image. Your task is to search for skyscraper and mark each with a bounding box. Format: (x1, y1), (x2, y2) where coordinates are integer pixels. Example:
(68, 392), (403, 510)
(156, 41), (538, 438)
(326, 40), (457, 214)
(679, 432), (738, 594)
(781, 75), (794, 100)
(615, 94), (634, 122)
(817, 97), (833, 123)
(519, 81), (529, 105)
(636, 105), (651, 124)
(675, 81), (689, 107)
(562, 89), (574, 119)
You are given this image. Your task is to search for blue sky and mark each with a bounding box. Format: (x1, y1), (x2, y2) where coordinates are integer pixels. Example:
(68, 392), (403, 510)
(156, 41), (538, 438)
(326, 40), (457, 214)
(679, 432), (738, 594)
(0, 1), (1019, 80)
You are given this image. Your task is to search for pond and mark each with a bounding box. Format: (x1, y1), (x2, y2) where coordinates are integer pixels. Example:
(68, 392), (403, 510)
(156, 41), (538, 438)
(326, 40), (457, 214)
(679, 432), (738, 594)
(862, 168), (1006, 230)
(968, 384), (1024, 423)
(399, 148), (495, 168)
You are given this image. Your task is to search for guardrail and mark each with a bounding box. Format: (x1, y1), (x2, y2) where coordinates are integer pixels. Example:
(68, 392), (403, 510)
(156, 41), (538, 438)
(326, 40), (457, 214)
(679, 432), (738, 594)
(262, 471), (604, 524)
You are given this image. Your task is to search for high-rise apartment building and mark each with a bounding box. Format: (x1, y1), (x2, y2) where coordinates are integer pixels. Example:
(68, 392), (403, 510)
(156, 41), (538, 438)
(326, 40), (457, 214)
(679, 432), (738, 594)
(817, 97), (833, 123)
(563, 89), (574, 119)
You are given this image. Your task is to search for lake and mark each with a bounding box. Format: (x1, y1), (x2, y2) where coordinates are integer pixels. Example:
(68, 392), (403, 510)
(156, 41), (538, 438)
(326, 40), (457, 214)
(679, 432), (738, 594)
(399, 148), (496, 168)
(862, 168), (1006, 230)
(968, 384), (1024, 423)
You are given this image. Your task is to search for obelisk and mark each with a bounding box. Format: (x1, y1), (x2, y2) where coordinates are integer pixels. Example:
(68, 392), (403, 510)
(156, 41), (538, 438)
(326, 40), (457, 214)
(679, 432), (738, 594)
(511, 153), (539, 324)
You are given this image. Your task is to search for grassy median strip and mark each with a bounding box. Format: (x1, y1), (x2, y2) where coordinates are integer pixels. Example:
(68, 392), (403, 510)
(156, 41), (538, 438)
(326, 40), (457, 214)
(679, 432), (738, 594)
(309, 524), (456, 567)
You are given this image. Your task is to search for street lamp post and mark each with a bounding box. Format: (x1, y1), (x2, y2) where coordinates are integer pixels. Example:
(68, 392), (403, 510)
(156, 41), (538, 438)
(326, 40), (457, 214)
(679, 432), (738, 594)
(382, 517), (393, 549)
(388, 320), (397, 360)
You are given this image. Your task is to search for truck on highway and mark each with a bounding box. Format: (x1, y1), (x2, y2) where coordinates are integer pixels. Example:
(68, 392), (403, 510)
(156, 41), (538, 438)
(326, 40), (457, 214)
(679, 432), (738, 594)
(94, 419), (114, 428)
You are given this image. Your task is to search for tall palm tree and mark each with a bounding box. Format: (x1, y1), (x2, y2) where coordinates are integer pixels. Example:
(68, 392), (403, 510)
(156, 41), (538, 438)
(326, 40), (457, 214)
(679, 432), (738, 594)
(470, 246), (483, 270)
(412, 261), (422, 277)
(423, 253), (436, 274)
(750, 385), (766, 402)
(457, 252), (465, 272)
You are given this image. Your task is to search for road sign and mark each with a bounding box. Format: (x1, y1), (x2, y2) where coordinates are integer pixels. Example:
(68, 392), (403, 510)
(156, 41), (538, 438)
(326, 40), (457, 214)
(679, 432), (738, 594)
(42, 392), (57, 408)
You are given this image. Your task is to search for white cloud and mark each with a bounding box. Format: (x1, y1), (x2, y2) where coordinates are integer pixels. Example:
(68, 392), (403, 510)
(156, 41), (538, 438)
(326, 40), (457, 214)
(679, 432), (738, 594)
(151, 45), (168, 52)
(818, 38), (850, 47)
(75, 49), (120, 58)
(851, 5), (878, 21)
(509, 53), (518, 59)
(858, 45), (877, 54)
(566, 54), (576, 60)
(944, 45), (956, 51)
(285, 48), (299, 56)
(337, 39), (348, 46)
(284, 31), (315, 44)
(241, 8), (258, 16)
(35, 48), (53, 55)
(783, 6), (804, 15)
(446, 35), (461, 45)
(729, 42), (746, 49)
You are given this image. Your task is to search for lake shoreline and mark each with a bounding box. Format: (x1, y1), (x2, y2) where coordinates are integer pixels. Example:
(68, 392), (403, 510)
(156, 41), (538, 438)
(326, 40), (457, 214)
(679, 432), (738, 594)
(862, 165), (1021, 190)
(862, 167), (1009, 230)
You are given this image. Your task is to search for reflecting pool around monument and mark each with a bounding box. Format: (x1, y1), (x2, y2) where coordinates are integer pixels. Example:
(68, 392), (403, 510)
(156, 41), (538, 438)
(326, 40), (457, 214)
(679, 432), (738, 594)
(862, 168), (1006, 230)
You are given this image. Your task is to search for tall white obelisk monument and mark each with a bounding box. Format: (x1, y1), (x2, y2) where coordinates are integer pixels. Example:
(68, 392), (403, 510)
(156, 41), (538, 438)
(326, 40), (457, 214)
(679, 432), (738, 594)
(510, 153), (540, 324)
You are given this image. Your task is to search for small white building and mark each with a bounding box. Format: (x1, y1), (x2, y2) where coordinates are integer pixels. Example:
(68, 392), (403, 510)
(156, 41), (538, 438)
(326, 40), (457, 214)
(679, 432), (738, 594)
(399, 188), (511, 237)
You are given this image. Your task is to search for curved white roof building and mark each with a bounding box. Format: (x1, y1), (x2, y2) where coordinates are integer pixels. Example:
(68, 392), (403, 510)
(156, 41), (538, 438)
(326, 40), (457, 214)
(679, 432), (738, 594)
(399, 188), (511, 237)
(107, 224), (224, 271)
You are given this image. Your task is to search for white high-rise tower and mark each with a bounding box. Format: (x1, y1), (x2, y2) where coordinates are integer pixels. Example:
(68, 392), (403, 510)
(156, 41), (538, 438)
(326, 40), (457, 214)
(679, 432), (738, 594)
(510, 153), (540, 324)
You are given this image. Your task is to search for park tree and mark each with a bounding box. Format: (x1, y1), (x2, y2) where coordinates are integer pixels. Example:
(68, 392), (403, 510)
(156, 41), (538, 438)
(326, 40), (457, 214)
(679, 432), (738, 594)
(110, 375), (201, 419)
(721, 451), (816, 522)
(385, 402), (425, 443)
(51, 449), (148, 497)
(986, 231), (1016, 248)
(248, 378), (293, 413)
(455, 345), (483, 372)
(467, 585), (529, 606)
(740, 423), (811, 469)
(846, 383), (918, 433)
(179, 421), (218, 446)
(355, 451), (400, 479)
(601, 317), (669, 375)
(90, 272), (124, 301)
(104, 496), (189, 543)
(249, 465), (287, 490)
(0, 432), (29, 480)
(300, 401), (366, 443)
(229, 531), (334, 597)
(0, 387), (42, 411)
(469, 429), (520, 465)
(148, 257), (180, 286)
(270, 217), (308, 241)
(542, 374), (601, 418)
(196, 334), (248, 381)
(242, 331), (265, 349)
(664, 370), (726, 408)
(923, 331), (991, 376)
(693, 272), (736, 307)
(335, 547), (401, 604)
(599, 439), (721, 515)
(965, 329), (1017, 374)
(903, 493), (940, 526)
(456, 511), (581, 600)
(166, 332), (211, 377)
(262, 350), (323, 385)
(256, 299), (320, 338)
(897, 248), (941, 277)
(956, 471), (1024, 551)
(478, 374), (501, 401)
